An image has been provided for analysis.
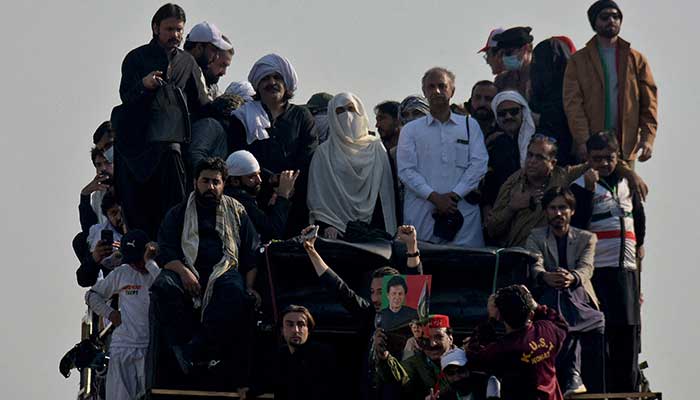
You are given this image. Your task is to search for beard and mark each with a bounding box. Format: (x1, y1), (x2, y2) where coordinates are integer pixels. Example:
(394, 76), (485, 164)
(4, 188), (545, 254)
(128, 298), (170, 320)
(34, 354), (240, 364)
(195, 189), (221, 208)
(205, 71), (220, 86)
(450, 377), (474, 394)
(472, 107), (494, 122)
(598, 25), (620, 39)
(242, 182), (261, 196)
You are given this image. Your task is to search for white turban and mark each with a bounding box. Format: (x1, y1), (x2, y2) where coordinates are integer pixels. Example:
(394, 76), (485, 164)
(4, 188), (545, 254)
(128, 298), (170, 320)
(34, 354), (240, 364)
(225, 150), (260, 177)
(247, 53), (298, 95)
(225, 81), (255, 102)
(491, 90), (536, 167)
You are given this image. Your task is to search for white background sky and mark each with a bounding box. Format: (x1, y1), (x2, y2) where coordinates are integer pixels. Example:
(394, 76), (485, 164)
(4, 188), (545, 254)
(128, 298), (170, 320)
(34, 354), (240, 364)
(1, 0), (697, 398)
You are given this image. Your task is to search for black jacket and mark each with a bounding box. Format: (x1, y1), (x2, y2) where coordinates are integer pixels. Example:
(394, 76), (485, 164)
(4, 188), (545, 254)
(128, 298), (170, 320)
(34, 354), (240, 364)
(224, 186), (291, 243)
(274, 341), (336, 400)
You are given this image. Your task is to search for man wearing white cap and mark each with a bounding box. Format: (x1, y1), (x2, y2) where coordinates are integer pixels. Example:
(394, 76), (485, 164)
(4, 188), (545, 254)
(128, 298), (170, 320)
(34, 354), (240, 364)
(184, 21), (234, 98)
(478, 28), (505, 76)
(231, 53), (317, 237)
(224, 150), (299, 242)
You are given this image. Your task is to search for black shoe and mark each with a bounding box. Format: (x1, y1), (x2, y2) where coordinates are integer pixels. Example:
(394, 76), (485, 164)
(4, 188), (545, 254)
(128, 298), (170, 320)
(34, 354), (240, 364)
(563, 374), (587, 397)
(171, 344), (193, 375)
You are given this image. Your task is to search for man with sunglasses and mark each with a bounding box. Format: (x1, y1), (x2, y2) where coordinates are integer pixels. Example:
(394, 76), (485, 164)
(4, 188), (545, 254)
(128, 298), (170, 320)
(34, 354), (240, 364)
(486, 133), (646, 248)
(482, 90), (537, 211)
(493, 27), (535, 101)
(564, 0), (658, 165)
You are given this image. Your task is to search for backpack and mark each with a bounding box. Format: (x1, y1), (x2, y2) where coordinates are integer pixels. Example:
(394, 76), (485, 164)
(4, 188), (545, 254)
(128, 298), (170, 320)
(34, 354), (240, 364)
(145, 81), (191, 144)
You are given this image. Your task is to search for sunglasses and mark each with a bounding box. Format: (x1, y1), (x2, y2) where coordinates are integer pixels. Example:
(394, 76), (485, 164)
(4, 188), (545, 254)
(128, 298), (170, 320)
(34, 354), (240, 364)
(496, 107), (521, 118)
(598, 12), (621, 21)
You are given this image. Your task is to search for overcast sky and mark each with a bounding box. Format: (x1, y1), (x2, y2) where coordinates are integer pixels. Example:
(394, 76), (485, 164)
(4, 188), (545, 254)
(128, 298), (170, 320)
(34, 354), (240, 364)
(2, 0), (697, 398)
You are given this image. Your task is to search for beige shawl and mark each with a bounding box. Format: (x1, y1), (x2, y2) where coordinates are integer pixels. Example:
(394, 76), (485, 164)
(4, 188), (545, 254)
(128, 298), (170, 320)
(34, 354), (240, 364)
(181, 192), (244, 318)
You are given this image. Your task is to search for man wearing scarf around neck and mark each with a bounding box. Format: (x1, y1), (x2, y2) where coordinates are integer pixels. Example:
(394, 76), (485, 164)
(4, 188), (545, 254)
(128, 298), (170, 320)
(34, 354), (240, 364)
(151, 157), (259, 393)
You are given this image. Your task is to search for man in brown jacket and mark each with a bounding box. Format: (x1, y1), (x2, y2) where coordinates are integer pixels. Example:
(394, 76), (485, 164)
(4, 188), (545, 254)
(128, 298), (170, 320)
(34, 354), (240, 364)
(526, 187), (605, 396)
(563, 0), (658, 164)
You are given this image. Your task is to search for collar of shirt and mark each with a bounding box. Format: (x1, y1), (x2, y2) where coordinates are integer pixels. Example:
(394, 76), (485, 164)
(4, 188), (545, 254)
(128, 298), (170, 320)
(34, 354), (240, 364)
(425, 112), (460, 127)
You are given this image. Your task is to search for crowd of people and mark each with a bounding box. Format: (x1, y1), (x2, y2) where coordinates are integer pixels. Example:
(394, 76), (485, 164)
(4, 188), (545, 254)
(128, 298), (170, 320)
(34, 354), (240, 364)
(70, 1), (658, 399)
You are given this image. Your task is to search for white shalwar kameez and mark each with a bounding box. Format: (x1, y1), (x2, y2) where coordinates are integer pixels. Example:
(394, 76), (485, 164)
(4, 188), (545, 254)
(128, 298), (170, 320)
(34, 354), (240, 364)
(397, 113), (488, 247)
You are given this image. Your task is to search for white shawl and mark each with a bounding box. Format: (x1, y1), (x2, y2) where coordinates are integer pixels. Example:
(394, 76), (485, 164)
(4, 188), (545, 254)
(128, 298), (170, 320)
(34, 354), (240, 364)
(491, 90), (536, 167)
(307, 92), (397, 235)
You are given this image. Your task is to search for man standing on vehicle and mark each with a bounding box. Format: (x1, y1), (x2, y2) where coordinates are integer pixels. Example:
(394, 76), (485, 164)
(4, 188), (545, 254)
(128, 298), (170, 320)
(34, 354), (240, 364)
(112, 3), (210, 239)
(563, 0), (658, 164)
(397, 67), (489, 247)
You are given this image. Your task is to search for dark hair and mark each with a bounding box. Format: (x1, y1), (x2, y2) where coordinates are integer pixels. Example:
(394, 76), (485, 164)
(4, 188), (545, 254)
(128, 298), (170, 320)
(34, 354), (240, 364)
(528, 134), (559, 159)
(470, 80), (497, 97)
(374, 101), (400, 119)
(586, 130), (619, 153)
(422, 67), (456, 87)
(194, 157), (228, 181)
(494, 285), (536, 329)
(541, 186), (576, 209)
(371, 266), (399, 279)
(280, 304), (316, 331)
(92, 121), (112, 145)
(183, 40), (197, 51)
(386, 275), (408, 294)
(100, 190), (120, 217)
(151, 3), (186, 28)
(90, 147), (105, 166)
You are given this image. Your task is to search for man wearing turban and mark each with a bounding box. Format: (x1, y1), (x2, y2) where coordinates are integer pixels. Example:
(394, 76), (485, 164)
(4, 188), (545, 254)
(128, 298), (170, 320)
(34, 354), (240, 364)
(230, 54), (318, 237)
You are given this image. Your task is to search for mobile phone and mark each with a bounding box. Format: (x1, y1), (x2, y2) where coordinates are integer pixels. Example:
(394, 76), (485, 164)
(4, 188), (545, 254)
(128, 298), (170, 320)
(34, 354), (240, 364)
(302, 225), (319, 241)
(100, 229), (114, 244)
(101, 174), (114, 186)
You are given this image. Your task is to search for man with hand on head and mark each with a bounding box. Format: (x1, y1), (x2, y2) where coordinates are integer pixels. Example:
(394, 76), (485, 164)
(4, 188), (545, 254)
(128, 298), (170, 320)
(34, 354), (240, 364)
(465, 285), (568, 400)
(225, 150), (299, 242)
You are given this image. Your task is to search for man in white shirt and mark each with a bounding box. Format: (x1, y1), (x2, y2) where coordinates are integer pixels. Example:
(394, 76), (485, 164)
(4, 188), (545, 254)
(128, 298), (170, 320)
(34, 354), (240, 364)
(85, 229), (160, 400)
(397, 67), (489, 247)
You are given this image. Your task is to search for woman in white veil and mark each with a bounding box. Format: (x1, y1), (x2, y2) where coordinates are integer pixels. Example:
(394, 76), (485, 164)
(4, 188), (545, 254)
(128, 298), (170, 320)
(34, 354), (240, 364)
(307, 92), (397, 239)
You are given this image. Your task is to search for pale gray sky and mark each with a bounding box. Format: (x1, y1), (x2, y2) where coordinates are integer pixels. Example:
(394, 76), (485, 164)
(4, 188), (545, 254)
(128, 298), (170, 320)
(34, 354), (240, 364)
(2, 0), (697, 398)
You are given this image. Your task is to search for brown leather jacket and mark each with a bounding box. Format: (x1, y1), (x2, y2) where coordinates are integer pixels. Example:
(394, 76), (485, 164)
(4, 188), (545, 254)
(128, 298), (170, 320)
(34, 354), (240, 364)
(563, 36), (658, 161)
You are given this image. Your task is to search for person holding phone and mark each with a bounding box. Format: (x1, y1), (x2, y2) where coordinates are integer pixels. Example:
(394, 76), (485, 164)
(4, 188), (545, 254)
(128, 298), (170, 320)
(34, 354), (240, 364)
(77, 191), (126, 287)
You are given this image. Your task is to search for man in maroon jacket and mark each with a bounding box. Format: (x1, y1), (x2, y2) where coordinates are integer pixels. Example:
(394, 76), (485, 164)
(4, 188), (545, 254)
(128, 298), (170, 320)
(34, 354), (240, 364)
(465, 285), (568, 400)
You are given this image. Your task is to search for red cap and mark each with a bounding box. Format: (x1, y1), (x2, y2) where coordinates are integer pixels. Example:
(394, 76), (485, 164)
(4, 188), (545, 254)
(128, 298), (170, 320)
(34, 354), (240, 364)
(478, 28), (504, 53)
(428, 314), (450, 329)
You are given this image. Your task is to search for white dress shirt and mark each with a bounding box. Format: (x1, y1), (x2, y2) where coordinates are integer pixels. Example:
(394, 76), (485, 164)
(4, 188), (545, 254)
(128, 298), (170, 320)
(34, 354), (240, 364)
(397, 112), (488, 247)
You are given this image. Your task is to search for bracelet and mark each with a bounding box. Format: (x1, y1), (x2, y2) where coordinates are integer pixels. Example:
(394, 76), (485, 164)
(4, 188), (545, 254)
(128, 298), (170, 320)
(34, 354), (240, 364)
(406, 251), (420, 258)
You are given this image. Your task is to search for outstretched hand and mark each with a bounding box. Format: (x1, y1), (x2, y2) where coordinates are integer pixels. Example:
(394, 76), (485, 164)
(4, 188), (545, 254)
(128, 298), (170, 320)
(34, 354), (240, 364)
(301, 225), (317, 251)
